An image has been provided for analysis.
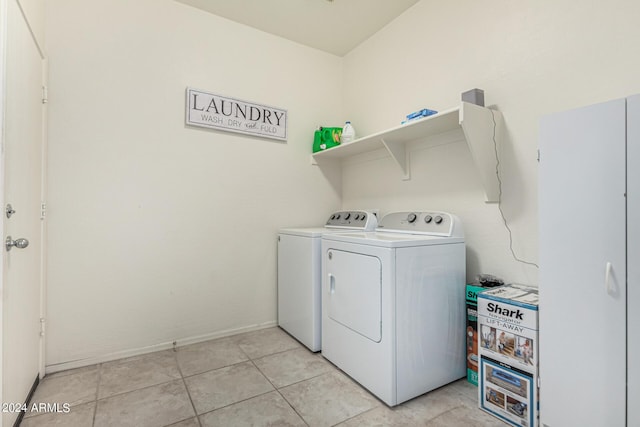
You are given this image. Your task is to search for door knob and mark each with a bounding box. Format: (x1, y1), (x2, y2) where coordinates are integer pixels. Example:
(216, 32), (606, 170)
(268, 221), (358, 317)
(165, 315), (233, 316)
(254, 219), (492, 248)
(5, 204), (15, 218)
(6, 236), (29, 251)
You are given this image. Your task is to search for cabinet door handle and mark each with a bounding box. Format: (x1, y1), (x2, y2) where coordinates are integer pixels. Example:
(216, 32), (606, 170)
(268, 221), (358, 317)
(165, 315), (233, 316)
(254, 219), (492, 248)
(605, 262), (613, 295)
(329, 274), (335, 295)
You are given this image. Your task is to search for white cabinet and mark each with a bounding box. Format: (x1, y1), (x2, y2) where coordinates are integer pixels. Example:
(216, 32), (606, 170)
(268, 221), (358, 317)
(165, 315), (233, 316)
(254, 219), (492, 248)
(312, 102), (504, 202)
(628, 96), (640, 427)
(539, 95), (639, 426)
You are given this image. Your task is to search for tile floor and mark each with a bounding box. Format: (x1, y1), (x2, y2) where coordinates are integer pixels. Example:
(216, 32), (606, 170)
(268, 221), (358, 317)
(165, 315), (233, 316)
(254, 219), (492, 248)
(21, 327), (507, 427)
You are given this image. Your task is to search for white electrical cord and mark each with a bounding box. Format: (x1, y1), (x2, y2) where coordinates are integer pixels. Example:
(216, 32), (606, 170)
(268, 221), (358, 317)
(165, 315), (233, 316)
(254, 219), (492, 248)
(490, 109), (539, 269)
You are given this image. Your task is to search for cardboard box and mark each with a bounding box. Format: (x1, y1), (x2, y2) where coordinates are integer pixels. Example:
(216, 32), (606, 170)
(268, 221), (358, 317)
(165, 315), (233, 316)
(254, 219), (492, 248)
(465, 283), (485, 386)
(466, 281), (503, 386)
(478, 284), (539, 427)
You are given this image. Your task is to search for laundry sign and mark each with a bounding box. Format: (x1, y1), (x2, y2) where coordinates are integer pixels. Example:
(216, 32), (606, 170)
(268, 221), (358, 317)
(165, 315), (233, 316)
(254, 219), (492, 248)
(185, 87), (287, 141)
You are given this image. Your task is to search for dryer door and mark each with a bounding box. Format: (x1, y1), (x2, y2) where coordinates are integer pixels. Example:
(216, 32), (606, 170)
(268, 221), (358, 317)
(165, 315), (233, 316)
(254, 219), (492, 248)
(325, 249), (382, 342)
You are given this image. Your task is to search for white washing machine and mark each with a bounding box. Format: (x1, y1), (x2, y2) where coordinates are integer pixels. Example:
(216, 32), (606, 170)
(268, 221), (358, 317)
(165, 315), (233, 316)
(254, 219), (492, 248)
(321, 211), (466, 406)
(277, 211), (378, 352)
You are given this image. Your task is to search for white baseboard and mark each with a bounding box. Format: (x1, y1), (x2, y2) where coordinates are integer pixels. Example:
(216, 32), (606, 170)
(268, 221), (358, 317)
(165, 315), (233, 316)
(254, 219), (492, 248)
(44, 320), (278, 375)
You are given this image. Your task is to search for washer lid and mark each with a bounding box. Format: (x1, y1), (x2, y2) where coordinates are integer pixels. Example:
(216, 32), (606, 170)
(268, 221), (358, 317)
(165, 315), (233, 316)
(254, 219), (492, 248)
(322, 231), (464, 248)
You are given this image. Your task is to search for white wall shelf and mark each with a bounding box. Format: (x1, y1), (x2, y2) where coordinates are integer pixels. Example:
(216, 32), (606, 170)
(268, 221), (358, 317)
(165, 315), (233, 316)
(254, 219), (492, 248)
(311, 102), (503, 203)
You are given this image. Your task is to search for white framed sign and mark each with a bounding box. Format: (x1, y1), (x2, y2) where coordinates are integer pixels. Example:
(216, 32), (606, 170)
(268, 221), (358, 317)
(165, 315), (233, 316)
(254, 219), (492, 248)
(185, 87), (287, 141)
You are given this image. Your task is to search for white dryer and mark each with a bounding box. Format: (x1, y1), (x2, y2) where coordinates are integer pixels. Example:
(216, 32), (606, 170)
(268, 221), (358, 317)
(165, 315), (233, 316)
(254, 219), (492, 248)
(321, 211), (466, 406)
(278, 211), (378, 352)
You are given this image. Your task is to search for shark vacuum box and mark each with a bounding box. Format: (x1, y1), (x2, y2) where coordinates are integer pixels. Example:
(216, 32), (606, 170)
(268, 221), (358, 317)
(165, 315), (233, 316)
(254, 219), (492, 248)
(478, 284), (539, 427)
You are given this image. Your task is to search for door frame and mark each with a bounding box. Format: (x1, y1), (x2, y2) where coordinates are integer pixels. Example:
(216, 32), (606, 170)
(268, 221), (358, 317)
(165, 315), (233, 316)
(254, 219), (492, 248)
(38, 54), (47, 377)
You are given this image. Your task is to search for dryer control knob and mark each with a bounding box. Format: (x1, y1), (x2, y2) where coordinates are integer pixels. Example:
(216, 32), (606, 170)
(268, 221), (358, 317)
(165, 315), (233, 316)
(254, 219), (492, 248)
(434, 215), (443, 224)
(407, 213), (417, 223)
(344, 213), (351, 220)
(354, 214), (360, 220)
(424, 215), (433, 224)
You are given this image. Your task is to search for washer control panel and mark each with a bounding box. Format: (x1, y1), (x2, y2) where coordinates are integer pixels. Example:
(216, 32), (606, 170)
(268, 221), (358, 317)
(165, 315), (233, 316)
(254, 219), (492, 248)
(377, 211), (457, 236)
(325, 211), (378, 230)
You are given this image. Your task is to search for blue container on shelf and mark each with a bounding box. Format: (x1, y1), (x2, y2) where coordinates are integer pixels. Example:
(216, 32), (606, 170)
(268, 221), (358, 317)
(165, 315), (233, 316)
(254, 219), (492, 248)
(402, 108), (438, 124)
(406, 108), (438, 120)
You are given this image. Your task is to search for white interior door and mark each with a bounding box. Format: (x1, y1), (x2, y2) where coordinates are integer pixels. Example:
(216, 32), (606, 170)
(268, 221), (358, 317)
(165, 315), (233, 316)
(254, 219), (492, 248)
(1, 0), (45, 425)
(539, 98), (626, 427)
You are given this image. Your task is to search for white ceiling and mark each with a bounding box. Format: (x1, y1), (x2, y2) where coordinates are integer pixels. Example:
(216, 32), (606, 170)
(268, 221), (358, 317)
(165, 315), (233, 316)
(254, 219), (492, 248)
(174, 0), (420, 56)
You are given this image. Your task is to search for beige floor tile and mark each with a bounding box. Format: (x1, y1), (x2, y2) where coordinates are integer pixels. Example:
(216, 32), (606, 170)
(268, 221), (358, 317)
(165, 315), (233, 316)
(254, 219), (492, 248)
(424, 405), (508, 426)
(164, 417), (200, 427)
(176, 337), (248, 377)
(26, 336), (504, 427)
(98, 350), (182, 399)
(45, 364), (99, 380)
(26, 369), (98, 418)
(253, 347), (333, 388)
(448, 378), (481, 403)
(335, 406), (415, 427)
(394, 382), (471, 424)
(185, 361), (274, 414)
(279, 371), (379, 427)
(20, 402), (95, 427)
(94, 379), (194, 427)
(233, 327), (301, 359)
(199, 391), (306, 427)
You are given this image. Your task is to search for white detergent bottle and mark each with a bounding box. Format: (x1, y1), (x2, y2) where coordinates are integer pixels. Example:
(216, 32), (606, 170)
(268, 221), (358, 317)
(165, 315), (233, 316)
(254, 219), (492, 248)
(341, 121), (355, 144)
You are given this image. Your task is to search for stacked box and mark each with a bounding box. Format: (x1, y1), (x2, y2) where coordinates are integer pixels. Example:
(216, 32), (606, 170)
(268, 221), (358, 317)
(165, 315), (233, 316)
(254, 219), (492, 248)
(478, 284), (539, 427)
(465, 283), (491, 386)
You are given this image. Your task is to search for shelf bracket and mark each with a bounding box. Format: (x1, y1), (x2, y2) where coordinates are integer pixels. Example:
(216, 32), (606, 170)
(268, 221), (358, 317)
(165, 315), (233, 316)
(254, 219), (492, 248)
(460, 103), (503, 203)
(381, 138), (410, 180)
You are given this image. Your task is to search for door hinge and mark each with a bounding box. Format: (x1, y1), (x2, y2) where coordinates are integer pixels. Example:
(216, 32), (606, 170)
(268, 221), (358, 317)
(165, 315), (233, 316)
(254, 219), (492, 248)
(537, 149), (540, 162)
(42, 86), (48, 104)
(40, 318), (46, 337)
(40, 202), (47, 220)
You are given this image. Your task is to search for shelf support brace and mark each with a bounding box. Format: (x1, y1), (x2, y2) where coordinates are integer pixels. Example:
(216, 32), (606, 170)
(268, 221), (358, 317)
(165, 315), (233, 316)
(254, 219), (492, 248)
(460, 103), (503, 202)
(381, 138), (411, 180)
